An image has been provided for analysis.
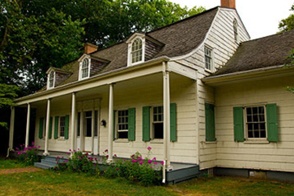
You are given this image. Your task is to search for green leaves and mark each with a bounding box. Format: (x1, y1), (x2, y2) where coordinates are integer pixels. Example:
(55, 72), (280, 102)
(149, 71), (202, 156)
(279, 4), (294, 32)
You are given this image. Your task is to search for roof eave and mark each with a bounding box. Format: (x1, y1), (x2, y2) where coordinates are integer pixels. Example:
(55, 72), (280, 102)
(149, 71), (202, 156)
(15, 56), (170, 104)
(202, 64), (294, 86)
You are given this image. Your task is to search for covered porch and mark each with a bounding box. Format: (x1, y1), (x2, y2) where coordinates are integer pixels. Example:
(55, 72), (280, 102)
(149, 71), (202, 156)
(9, 59), (199, 175)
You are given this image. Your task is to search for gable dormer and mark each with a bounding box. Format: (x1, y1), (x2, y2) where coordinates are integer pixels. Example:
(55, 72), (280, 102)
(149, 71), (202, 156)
(127, 33), (146, 66)
(47, 69), (55, 89)
(46, 67), (71, 89)
(79, 55), (91, 80)
(126, 33), (164, 67)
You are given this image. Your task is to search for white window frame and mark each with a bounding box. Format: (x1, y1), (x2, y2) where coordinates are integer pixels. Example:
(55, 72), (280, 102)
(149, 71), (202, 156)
(59, 116), (66, 138)
(233, 19), (239, 43)
(204, 45), (213, 71)
(47, 71), (55, 89)
(79, 57), (91, 80)
(244, 105), (267, 140)
(152, 106), (164, 140)
(127, 37), (145, 66)
(116, 109), (129, 139)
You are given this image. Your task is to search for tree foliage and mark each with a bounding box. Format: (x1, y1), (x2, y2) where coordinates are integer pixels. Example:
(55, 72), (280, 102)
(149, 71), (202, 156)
(0, 0), (204, 95)
(0, 84), (19, 127)
(279, 4), (294, 32)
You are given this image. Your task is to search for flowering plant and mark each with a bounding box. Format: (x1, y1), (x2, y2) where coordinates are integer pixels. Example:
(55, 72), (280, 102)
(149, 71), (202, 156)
(15, 142), (40, 165)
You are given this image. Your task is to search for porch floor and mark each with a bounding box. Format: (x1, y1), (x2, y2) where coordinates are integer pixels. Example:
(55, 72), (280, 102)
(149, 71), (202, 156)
(36, 151), (199, 184)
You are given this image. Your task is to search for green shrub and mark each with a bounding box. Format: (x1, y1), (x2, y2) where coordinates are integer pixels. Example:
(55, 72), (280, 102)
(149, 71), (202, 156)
(15, 142), (40, 166)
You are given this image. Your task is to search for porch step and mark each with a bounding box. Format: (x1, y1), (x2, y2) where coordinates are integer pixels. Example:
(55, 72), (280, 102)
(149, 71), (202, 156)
(34, 156), (67, 169)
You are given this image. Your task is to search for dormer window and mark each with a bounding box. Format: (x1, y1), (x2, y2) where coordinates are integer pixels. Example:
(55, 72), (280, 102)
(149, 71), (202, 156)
(47, 71), (55, 89)
(127, 34), (146, 66)
(79, 57), (91, 80)
(132, 38), (143, 63)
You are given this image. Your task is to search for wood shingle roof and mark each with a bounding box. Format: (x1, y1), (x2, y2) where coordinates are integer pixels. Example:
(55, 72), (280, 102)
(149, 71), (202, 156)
(213, 29), (294, 76)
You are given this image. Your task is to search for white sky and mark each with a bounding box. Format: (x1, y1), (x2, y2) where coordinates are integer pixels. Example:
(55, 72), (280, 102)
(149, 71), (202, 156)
(169, 0), (294, 39)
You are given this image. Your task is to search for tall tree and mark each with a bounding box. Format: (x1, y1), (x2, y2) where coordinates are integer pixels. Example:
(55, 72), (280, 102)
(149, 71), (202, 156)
(1, 0), (204, 95)
(279, 4), (294, 32)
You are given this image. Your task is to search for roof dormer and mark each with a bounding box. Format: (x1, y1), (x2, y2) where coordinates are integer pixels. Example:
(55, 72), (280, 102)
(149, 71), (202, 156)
(46, 67), (71, 90)
(126, 33), (146, 67)
(47, 69), (55, 89)
(79, 55), (91, 80)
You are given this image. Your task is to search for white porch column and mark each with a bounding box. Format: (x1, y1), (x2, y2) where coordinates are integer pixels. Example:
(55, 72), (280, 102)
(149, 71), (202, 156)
(25, 103), (31, 147)
(44, 99), (51, 155)
(70, 92), (76, 152)
(107, 83), (114, 162)
(7, 106), (15, 156)
(91, 110), (95, 154)
(163, 62), (171, 170)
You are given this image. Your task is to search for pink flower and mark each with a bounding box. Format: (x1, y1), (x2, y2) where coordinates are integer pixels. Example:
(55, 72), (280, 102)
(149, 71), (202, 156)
(104, 149), (108, 153)
(69, 149), (72, 152)
(132, 159), (137, 163)
(139, 160), (143, 165)
(152, 157), (156, 161)
(147, 146), (152, 151)
(113, 154), (117, 157)
(160, 161), (164, 165)
(148, 159), (152, 164)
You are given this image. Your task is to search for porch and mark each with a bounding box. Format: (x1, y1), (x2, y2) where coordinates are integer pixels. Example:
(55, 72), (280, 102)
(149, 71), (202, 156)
(34, 151), (200, 184)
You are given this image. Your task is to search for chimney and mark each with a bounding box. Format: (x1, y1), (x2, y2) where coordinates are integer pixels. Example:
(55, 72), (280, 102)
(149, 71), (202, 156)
(84, 43), (98, 54)
(221, 0), (236, 9)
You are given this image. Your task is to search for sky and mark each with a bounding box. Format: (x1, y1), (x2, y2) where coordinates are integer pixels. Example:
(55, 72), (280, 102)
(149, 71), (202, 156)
(169, 0), (294, 39)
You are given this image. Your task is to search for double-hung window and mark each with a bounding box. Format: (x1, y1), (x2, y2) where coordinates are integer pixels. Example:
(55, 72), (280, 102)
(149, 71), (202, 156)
(59, 116), (66, 137)
(153, 106), (164, 139)
(117, 110), (129, 139)
(54, 115), (69, 139)
(246, 106), (266, 138)
(142, 103), (177, 142)
(113, 108), (136, 141)
(204, 46), (213, 70)
(131, 38), (143, 64)
(79, 58), (90, 80)
(233, 104), (278, 142)
(47, 71), (55, 89)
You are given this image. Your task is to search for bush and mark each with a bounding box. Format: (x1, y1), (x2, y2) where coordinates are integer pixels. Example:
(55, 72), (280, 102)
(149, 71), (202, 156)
(55, 147), (163, 186)
(15, 142), (40, 166)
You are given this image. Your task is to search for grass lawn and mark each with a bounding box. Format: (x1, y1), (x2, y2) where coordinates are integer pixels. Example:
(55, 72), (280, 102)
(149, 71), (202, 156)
(0, 159), (294, 195)
(0, 158), (25, 169)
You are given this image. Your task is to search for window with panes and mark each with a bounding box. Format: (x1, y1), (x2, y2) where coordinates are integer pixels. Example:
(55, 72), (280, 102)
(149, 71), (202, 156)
(131, 38), (143, 63)
(204, 46), (213, 70)
(153, 106), (164, 139)
(245, 106), (266, 138)
(117, 110), (128, 139)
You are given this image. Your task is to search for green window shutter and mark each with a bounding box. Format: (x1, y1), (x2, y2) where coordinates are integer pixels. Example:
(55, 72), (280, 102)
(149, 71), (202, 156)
(266, 104), (278, 142)
(142, 106), (150, 142)
(233, 107), (244, 142)
(170, 103), (177, 142)
(54, 116), (59, 139)
(128, 108), (136, 141)
(48, 117), (53, 139)
(205, 103), (216, 141)
(113, 110), (116, 140)
(38, 118), (44, 139)
(64, 115), (69, 140)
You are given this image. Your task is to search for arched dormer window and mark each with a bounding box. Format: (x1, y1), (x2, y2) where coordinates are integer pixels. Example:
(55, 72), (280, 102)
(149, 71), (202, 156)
(233, 19), (239, 43)
(131, 38), (143, 63)
(127, 34), (145, 66)
(47, 71), (55, 89)
(79, 57), (91, 80)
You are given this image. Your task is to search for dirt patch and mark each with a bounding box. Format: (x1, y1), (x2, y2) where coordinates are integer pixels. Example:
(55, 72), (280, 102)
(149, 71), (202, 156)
(0, 167), (42, 175)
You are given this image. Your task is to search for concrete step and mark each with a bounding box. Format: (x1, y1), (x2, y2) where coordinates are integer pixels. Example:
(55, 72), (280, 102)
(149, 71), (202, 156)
(34, 156), (68, 169)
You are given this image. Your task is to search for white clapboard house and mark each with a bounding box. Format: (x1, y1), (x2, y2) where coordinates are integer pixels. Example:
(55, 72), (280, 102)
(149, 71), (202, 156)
(8, 0), (294, 183)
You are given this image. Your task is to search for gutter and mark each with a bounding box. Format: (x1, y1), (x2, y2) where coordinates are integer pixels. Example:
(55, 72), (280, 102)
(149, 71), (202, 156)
(202, 64), (294, 86)
(15, 56), (170, 105)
